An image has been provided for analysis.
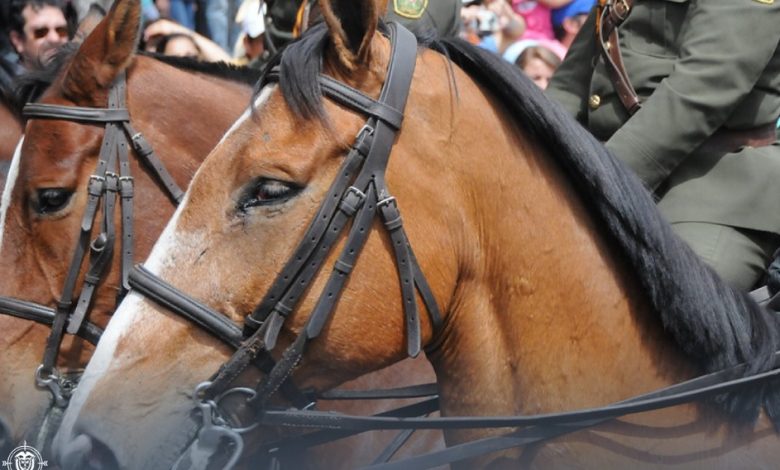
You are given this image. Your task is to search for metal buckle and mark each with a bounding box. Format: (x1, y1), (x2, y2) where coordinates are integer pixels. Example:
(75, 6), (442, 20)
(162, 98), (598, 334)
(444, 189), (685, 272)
(613, 0), (630, 20)
(104, 172), (119, 192)
(345, 186), (366, 202)
(377, 195), (397, 209)
(339, 186), (367, 217)
(87, 175), (105, 195)
(35, 365), (74, 408)
(356, 124), (374, 139)
(118, 176), (134, 197)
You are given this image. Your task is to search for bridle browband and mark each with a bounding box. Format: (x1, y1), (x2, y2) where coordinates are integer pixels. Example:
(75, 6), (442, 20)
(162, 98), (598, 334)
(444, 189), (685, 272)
(0, 71), (185, 409)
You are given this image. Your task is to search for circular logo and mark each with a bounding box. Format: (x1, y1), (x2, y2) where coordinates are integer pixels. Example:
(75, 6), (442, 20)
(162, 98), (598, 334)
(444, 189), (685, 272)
(2, 442), (48, 470)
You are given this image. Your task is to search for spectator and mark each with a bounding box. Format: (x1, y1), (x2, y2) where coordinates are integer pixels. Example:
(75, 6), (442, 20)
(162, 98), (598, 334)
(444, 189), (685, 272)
(143, 18), (231, 62)
(551, 0), (594, 50)
(236, 1), (268, 68)
(142, 0), (161, 22)
(155, 32), (201, 58)
(461, 1), (499, 44)
(206, 0), (240, 52)
(168, 0), (196, 30)
(478, 0), (526, 56)
(7, 0), (69, 71)
(516, 45), (560, 89)
(512, 0), (573, 41)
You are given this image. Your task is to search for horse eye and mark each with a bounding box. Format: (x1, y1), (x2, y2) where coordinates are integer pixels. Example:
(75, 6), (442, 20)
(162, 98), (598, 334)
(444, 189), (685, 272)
(238, 179), (300, 212)
(34, 188), (73, 215)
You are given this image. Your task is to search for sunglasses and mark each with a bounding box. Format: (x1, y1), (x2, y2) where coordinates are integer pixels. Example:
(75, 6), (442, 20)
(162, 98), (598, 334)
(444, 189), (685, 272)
(30, 26), (68, 40)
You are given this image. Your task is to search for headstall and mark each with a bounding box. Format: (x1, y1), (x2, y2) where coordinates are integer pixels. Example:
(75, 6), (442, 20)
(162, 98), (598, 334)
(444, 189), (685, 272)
(0, 71), (184, 410)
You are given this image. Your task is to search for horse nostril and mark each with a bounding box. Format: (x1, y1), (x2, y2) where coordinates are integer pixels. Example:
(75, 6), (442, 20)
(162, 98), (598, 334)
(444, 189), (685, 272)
(59, 433), (120, 470)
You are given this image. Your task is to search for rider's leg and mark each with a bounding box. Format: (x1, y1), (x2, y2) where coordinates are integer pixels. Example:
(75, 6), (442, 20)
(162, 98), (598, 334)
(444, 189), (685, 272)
(670, 221), (780, 291)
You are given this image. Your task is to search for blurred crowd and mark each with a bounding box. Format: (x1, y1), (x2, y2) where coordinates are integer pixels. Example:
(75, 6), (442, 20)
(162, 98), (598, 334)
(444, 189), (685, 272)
(462, 0), (594, 89)
(0, 0), (594, 92)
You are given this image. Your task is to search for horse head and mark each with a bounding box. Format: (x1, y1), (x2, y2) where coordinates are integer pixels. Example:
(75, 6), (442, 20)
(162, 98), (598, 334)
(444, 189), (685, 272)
(0, 0), (251, 454)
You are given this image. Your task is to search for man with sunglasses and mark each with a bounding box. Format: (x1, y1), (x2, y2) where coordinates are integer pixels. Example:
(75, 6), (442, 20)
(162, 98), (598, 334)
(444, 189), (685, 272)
(8, 0), (69, 71)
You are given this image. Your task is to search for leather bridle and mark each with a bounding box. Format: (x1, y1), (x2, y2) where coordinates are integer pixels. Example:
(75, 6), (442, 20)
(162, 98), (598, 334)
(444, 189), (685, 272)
(129, 22), (444, 468)
(0, 71), (184, 409)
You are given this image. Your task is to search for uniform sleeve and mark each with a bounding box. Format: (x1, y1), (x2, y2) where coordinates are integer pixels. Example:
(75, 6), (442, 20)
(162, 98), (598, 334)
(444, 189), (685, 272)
(546, 9), (599, 123)
(606, 0), (780, 190)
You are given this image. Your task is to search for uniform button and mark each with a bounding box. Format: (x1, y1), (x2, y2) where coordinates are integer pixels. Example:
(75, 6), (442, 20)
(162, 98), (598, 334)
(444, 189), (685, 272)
(589, 94), (601, 110)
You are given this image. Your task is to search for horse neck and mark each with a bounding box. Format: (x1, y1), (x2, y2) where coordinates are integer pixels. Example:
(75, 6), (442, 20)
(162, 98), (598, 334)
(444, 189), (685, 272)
(421, 68), (695, 444)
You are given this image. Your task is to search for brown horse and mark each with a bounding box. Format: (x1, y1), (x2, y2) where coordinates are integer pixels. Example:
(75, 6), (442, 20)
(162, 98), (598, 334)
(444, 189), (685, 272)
(0, 0), (253, 454)
(55, 0), (780, 468)
(1, 1), (439, 465)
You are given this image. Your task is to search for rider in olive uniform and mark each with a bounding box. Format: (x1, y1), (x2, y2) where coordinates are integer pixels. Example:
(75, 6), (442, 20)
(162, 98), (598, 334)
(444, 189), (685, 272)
(264, 0), (461, 51)
(385, 0), (461, 38)
(547, 0), (780, 291)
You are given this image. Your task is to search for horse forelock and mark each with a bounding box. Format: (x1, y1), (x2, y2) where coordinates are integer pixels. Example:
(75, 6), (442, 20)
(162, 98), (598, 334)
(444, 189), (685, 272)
(0, 137), (24, 253)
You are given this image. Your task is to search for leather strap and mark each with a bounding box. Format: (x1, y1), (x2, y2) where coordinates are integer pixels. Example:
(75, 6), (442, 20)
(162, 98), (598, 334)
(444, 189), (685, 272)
(123, 121), (185, 204)
(0, 296), (102, 345)
(23, 103), (130, 123)
(596, 0), (641, 115)
(130, 265), (243, 348)
(262, 365), (780, 429)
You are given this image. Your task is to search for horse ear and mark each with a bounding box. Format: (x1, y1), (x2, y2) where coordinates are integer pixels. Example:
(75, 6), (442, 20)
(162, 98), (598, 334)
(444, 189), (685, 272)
(61, 0), (141, 101)
(318, 0), (387, 71)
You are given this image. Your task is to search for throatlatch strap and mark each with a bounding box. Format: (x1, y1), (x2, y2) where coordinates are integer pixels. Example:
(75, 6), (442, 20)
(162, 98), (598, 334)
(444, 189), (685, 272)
(122, 121), (185, 204)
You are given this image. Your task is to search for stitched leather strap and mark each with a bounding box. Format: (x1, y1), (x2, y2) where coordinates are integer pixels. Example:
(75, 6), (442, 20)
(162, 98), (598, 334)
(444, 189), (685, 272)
(596, 0), (640, 115)
(23, 103), (130, 123)
(130, 265), (243, 348)
(123, 121), (185, 204)
(0, 296), (102, 345)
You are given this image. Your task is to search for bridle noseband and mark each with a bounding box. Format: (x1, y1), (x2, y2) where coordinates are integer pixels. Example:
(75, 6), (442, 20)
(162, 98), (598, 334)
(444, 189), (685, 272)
(0, 71), (184, 410)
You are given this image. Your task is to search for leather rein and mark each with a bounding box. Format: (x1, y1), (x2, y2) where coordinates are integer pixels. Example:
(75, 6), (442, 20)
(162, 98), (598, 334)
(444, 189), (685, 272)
(0, 71), (184, 408)
(89, 24), (780, 469)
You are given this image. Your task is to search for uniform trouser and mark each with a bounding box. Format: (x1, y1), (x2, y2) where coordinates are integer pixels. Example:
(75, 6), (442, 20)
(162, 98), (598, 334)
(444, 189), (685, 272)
(671, 222), (780, 291)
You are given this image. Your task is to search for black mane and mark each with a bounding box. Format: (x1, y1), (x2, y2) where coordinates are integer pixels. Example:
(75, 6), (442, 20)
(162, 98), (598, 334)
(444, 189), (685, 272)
(265, 21), (780, 422)
(13, 42), (260, 106)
